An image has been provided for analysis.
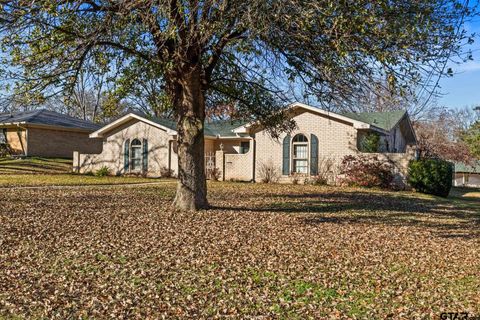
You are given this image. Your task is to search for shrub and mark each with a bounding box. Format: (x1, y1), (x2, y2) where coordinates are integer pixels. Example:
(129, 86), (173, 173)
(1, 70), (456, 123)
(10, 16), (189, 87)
(210, 167), (222, 181)
(359, 132), (380, 153)
(0, 143), (12, 157)
(307, 175), (328, 186)
(95, 166), (111, 177)
(258, 160), (280, 183)
(408, 159), (453, 197)
(339, 154), (394, 188)
(291, 173), (300, 184)
(160, 166), (174, 178)
(317, 156), (337, 185)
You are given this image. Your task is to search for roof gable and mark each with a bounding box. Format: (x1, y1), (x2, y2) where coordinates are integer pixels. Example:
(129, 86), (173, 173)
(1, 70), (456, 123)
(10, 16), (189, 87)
(233, 102), (380, 134)
(90, 113), (248, 138)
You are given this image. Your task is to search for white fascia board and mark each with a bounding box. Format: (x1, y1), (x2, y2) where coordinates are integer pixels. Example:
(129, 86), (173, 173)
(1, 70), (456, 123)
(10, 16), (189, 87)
(232, 126), (250, 134)
(90, 113), (177, 138)
(215, 135), (244, 139)
(0, 121), (27, 127)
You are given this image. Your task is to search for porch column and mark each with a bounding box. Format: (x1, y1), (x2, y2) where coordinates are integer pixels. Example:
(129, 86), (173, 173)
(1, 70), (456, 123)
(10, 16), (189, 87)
(215, 150), (225, 181)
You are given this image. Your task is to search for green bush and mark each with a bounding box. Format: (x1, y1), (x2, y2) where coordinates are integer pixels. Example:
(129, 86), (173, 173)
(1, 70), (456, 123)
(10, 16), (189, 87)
(95, 166), (111, 177)
(408, 159), (453, 197)
(359, 132), (380, 153)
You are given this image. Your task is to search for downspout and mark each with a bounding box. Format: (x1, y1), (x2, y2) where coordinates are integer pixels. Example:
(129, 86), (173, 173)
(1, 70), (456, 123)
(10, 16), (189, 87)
(168, 140), (172, 173)
(252, 135), (256, 183)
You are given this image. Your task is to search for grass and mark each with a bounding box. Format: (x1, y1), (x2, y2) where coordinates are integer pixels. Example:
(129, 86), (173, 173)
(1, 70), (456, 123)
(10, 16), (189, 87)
(0, 180), (478, 319)
(0, 157), (164, 187)
(0, 157), (72, 174)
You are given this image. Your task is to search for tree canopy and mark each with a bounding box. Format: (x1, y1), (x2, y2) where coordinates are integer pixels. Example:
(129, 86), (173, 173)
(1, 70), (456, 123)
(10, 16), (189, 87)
(462, 120), (480, 158)
(0, 0), (474, 209)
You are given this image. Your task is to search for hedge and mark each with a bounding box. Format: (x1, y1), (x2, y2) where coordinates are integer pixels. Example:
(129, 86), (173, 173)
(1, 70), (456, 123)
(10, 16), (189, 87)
(408, 159), (453, 197)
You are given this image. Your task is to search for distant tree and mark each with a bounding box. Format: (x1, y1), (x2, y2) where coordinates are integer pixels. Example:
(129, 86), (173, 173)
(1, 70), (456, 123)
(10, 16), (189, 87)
(461, 121), (480, 159)
(414, 108), (474, 163)
(0, 1), (473, 210)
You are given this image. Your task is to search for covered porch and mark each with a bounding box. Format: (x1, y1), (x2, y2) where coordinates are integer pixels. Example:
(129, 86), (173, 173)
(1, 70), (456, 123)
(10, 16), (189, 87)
(205, 137), (254, 181)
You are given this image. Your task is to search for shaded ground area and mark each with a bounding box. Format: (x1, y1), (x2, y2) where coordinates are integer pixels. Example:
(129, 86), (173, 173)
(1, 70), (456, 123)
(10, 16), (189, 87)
(0, 174), (162, 187)
(0, 182), (478, 319)
(0, 157), (72, 174)
(0, 157), (165, 187)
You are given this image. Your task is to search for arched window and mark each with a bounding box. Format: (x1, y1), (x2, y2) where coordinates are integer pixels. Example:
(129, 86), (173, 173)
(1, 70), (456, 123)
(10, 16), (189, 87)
(292, 134), (308, 174)
(130, 139), (142, 171)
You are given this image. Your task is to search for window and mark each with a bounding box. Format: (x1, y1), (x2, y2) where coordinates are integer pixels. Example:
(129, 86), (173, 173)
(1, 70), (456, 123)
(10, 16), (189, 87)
(239, 141), (250, 154)
(130, 139), (142, 171)
(292, 134), (308, 174)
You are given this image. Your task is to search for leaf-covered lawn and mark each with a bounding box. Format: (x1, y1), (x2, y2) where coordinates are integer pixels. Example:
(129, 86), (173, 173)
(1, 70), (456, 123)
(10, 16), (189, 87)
(0, 174), (162, 187)
(0, 182), (478, 319)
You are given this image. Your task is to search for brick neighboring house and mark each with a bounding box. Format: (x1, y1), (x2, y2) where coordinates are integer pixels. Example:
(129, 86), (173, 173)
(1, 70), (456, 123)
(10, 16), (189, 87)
(0, 110), (103, 158)
(75, 102), (417, 184)
(453, 162), (480, 188)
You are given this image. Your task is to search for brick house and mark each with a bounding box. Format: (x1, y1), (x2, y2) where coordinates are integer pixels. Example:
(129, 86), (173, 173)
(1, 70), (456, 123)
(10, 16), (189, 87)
(75, 103), (417, 183)
(0, 110), (102, 158)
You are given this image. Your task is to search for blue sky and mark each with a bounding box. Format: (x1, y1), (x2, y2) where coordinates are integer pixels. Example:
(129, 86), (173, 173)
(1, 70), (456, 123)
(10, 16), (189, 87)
(437, 18), (480, 110)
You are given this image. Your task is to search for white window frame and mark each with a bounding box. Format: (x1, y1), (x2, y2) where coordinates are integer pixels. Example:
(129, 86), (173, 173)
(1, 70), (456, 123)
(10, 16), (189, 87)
(130, 139), (142, 172)
(292, 134), (309, 174)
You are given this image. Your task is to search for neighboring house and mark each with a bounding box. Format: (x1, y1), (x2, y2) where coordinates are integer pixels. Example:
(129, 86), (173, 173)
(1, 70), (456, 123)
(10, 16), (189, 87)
(453, 162), (480, 188)
(0, 110), (102, 158)
(75, 102), (417, 184)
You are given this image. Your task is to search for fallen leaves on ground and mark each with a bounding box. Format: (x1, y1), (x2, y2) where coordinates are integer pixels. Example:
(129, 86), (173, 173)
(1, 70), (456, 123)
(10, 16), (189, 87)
(0, 182), (478, 319)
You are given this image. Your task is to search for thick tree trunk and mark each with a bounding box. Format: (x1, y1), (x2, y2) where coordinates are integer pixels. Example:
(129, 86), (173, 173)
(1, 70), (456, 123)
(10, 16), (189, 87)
(172, 66), (209, 211)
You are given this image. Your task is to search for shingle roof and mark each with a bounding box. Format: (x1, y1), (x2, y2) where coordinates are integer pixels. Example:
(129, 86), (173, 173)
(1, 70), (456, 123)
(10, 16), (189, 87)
(204, 120), (247, 137)
(455, 162), (480, 173)
(103, 105), (409, 138)
(342, 110), (407, 131)
(0, 109), (100, 131)
(150, 109), (407, 137)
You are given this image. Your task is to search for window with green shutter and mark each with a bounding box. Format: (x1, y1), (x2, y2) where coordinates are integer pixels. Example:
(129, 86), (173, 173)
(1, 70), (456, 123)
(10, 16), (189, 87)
(292, 134), (308, 174)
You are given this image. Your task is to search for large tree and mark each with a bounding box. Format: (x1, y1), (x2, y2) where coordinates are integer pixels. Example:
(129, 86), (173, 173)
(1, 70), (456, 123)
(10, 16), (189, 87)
(0, 0), (473, 210)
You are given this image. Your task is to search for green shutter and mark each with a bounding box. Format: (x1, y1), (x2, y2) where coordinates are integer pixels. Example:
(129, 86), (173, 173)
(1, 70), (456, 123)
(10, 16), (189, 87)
(282, 134), (290, 175)
(142, 139), (148, 172)
(124, 139), (130, 172)
(310, 134), (318, 175)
